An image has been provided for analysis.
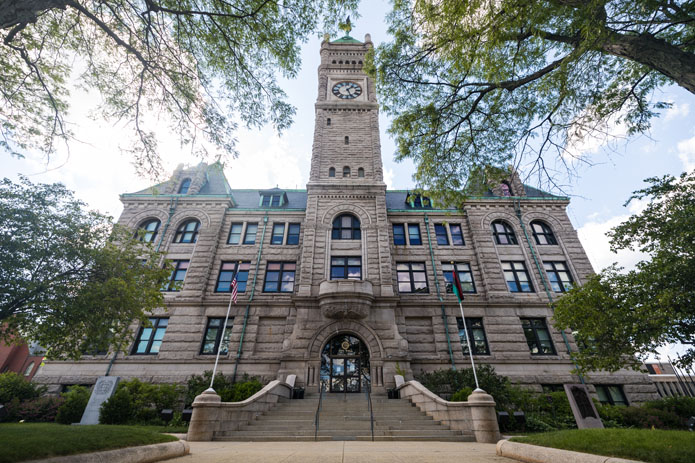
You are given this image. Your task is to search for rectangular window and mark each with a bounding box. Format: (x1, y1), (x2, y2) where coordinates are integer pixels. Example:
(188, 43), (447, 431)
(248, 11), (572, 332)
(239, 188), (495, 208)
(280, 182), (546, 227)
(541, 384), (565, 393)
(263, 262), (296, 293)
(271, 223), (285, 245)
(457, 317), (489, 355)
(287, 223), (301, 245)
(163, 260), (189, 291)
(132, 318), (168, 355)
(396, 262), (428, 293)
(442, 262), (476, 293)
(521, 318), (556, 355)
(435, 224), (449, 245)
(271, 195), (281, 206)
(331, 257), (362, 280)
(544, 261), (573, 292)
(227, 223), (243, 244)
(261, 195), (271, 206)
(243, 223), (258, 244)
(393, 224), (406, 245)
(502, 261), (534, 292)
(408, 224), (422, 245)
(200, 317), (234, 355)
(215, 261), (250, 293)
(450, 224), (465, 246)
(595, 385), (629, 406)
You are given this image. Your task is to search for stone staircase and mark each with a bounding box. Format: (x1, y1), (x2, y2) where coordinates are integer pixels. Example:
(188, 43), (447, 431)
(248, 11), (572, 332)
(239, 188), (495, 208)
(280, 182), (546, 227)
(216, 392), (475, 441)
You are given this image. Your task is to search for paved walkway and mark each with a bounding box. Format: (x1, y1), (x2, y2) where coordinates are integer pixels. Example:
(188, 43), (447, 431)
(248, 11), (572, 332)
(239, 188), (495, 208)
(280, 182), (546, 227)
(168, 441), (518, 463)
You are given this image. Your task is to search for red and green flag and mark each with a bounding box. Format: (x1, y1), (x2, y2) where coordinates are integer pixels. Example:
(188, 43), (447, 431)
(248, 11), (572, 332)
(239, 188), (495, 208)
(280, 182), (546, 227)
(452, 268), (465, 303)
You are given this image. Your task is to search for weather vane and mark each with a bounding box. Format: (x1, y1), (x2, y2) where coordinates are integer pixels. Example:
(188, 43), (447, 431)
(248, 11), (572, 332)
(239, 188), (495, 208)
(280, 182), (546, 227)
(339, 16), (352, 36)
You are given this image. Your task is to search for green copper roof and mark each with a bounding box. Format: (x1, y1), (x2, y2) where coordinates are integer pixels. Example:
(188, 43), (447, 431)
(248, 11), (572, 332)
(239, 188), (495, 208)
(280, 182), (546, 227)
(332, 35), (362, 44)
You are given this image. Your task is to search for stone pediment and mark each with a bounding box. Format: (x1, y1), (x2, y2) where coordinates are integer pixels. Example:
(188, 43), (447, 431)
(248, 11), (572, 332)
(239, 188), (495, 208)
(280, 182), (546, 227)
(318, 280), (374, 319)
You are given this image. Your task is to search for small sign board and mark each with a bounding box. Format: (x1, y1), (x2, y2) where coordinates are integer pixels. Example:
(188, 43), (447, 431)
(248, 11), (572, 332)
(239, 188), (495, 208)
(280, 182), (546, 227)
(78, 376), (120, 425)
(564, 383), (604, 429)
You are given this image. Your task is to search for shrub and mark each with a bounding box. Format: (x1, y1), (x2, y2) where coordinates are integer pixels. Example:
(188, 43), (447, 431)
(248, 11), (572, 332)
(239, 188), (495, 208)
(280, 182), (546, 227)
(415, 365), (514, 407)
(415, 367), (581, 432)
(595, 402), (626, 428)
(6, 395), (63, 422)
(99, 388), (135, 424)
(185, 371), (263, 406)
(620, 405), (683, 429)
(55, 385), (90, 424)
(526, 391), (576, 430)
(451, 387), (473, 402)
(0, 372), (45, 404)
(220, 377), (263, 402)
(185, 371), (230, 407)
(98, 378), (184, 425)
(643, 396), (695, 422)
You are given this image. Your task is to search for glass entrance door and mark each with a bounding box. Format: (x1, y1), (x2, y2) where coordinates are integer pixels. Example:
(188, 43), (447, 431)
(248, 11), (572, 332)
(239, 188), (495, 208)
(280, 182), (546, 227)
(330, 357), (361, 392)
(320, 334), (370, 393)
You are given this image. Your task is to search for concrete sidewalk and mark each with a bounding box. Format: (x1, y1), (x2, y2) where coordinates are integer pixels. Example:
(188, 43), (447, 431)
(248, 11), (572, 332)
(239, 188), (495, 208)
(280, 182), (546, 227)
(168, 441), (518, 462)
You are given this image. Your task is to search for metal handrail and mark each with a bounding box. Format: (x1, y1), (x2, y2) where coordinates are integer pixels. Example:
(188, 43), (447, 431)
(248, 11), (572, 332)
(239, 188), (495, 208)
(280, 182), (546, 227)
(314, 380), (325, 441)
(363, 373), (374, 441)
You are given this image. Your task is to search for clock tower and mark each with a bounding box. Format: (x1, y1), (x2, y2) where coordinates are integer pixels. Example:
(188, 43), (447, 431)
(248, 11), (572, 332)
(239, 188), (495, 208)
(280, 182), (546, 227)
(297, 32), (393, 297)
(283, 31), (403, 389)
(308, 33), (384, 184)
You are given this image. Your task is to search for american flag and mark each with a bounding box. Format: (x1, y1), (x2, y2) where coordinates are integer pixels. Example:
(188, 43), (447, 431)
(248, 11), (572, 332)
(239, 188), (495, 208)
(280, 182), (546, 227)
(230, 276), (238, 304)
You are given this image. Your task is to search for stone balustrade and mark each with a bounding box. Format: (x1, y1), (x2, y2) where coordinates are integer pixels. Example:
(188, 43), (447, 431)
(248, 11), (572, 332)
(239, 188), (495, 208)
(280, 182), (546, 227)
(187, 379), (292, 441)
(395, 377), (501, 443)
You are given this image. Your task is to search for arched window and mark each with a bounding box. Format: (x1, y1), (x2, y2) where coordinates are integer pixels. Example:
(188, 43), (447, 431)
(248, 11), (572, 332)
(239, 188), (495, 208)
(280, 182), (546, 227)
(332, 214), (361, 240)
(328, 167), (336, 177)
(358, 168), (365, 178)
(491, 220), (517, 245)
(344, 136), (349, 145)
(500, 181), (512, 197)
(343, 166), (351, 177)
(327, 118), (331, 126)
(136, 219), (160, 243)
(531, 220), (557, 245)
(174, 219), (200, 243)
(178, 178), (192, 194)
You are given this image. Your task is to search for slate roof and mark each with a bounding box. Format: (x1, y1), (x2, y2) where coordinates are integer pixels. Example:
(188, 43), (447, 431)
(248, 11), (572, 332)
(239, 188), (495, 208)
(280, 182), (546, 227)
(123, 164), (563, 211)
(228, 189), (308, 210)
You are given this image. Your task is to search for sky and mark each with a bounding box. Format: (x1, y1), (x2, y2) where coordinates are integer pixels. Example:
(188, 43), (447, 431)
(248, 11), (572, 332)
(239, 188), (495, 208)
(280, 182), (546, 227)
(2, 2), (693, 362)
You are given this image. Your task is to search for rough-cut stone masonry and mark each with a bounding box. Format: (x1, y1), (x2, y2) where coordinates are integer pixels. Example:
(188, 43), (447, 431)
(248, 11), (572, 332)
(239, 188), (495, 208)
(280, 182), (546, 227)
(35, 34), (657, 405)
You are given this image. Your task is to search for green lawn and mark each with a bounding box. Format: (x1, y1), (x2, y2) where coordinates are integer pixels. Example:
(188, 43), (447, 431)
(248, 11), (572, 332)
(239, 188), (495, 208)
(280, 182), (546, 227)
(0, 423), (179, 463)
(511, 428), (695, 463)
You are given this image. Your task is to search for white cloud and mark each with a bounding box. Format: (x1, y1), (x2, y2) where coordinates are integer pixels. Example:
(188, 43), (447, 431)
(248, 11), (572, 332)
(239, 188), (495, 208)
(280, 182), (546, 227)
(383, 167), (395, 189)
(677, 135), (695, 172)
(225, 128), (308, 190)
(577, 214), (647, 272)
(664, 102), (690, 121)
(564, 112), (629, 161)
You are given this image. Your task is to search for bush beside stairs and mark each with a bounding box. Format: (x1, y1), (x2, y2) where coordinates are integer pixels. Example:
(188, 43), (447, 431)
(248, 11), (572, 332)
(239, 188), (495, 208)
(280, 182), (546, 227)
(215, 392), (476, 441)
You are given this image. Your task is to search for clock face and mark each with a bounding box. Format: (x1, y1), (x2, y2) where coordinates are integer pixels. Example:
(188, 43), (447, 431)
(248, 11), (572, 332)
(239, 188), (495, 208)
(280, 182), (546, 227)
(332, 81), (362, 99)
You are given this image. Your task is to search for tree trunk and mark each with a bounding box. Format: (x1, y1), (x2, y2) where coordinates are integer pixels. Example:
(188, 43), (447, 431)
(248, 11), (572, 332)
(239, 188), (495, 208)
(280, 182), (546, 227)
(0, 0), (69, 31)
(602, 32), (695, 94)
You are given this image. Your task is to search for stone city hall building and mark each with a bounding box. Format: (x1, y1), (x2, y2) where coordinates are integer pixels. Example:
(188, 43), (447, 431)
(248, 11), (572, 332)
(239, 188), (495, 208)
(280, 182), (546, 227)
(37, 33), (656, 407)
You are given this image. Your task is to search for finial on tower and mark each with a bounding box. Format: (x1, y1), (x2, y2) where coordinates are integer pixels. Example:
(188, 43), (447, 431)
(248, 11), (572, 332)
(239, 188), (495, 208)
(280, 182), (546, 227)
(339, 16), (352, 36)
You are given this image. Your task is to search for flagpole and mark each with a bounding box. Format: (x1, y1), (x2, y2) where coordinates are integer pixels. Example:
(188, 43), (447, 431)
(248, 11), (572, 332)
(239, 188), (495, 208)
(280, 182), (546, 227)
(451, 262), (481, 391)
(207, 260), (241, 391)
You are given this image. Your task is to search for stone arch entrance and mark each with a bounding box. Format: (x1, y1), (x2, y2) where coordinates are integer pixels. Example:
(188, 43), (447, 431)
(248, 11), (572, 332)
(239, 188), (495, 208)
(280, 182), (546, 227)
(320, 333), (370, 393)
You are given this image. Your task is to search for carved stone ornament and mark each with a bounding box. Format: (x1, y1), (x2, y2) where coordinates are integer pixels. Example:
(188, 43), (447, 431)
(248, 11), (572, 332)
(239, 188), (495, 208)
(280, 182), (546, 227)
(318, 280), (374, 319)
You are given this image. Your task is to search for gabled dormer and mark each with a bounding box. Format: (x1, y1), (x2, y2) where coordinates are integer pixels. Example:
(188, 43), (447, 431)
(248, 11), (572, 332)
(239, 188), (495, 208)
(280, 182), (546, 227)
(259, 188), (288, 208)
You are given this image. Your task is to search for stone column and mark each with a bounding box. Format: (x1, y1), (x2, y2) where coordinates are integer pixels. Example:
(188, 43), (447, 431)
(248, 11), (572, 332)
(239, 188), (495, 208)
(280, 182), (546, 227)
(467, 389), (501, 443)
(187, 389), (221, 441)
